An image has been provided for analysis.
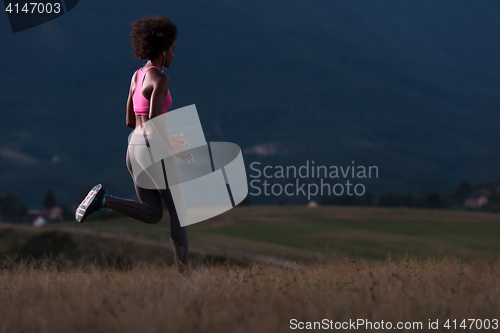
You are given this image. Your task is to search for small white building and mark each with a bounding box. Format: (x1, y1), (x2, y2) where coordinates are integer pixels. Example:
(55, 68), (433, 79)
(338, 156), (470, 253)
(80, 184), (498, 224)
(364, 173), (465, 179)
(464, 189), (491, 208)
(32, 216), (47, 227)
(307, 200), (319, 208)
(26, 205), (63, 225)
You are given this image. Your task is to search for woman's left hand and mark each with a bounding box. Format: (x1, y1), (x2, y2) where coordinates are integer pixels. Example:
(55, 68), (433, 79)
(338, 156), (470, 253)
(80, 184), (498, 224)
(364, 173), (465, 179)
(171, 133), (190, 146)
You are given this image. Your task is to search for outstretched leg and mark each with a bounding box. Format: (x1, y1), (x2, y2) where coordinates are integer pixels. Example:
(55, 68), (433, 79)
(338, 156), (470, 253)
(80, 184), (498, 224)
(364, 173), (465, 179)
(105, 185), (164, 224)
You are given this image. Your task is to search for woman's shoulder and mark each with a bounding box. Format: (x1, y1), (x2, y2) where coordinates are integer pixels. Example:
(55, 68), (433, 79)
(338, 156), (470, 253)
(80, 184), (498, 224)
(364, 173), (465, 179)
(156, 74), (170, 91)
(129, 69), (138, 90)
(137, 66), (169, 87)
(150, 70), (170, 85)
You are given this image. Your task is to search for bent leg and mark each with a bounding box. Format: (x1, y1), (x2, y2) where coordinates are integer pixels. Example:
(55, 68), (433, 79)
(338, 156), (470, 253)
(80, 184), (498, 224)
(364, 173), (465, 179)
(106, 186), (163, 224)
(104, 149), (164, 224)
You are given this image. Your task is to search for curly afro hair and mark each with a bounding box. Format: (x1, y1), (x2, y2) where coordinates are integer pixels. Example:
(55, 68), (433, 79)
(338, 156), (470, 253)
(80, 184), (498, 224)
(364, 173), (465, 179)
(130, 15), (178, 60)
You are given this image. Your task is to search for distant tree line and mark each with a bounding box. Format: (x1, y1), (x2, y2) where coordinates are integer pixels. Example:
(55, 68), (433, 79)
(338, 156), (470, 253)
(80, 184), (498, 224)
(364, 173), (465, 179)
(1, 180), (499, 223)
(377, 191), (447, 209)
(0, 190), (75, 223)
(376, 181), (500, 211)
(320, 192), (374, 206)
(0, 193), (28, 223)
(317, 180), (500, 211)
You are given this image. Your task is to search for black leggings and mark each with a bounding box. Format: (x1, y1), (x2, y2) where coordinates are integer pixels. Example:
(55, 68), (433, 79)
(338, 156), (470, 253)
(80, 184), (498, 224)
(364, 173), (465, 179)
(105, 149), (189, 267)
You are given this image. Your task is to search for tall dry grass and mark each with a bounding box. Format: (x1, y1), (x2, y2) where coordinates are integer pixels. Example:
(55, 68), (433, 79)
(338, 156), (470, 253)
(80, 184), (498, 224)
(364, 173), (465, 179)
(0, 255), (499, 333)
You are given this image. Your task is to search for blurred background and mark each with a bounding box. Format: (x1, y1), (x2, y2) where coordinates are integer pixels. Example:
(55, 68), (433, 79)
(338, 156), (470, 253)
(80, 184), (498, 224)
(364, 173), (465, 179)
(0, 0), (499, 214)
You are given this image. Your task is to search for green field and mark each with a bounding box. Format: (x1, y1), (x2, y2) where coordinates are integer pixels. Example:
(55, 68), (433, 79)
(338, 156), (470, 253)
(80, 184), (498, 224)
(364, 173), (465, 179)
(1, 206), (500, 332)
(2, 206), (499, 265)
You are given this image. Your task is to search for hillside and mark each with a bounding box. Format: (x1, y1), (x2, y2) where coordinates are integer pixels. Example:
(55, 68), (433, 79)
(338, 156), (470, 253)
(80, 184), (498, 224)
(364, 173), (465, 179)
(2, 206), (500, 263)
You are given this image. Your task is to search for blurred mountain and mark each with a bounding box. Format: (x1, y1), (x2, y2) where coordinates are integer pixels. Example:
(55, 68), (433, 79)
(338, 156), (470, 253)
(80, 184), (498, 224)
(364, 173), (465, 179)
(0, 0), (499, 207)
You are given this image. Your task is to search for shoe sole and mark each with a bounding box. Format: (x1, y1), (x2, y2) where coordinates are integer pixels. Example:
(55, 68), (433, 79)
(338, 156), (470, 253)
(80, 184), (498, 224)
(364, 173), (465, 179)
(75, 184), (102, 223)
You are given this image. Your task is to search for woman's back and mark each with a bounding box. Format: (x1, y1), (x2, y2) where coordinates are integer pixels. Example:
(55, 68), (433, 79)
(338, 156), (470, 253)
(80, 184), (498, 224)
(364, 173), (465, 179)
(133, 65), (172, 115)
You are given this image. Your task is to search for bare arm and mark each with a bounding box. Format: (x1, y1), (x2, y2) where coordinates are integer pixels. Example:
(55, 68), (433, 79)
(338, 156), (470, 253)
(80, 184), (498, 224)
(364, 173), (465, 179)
(147, 76), (193, 163)
(126, 71), (137, 129)
(148, 76), (175, 150)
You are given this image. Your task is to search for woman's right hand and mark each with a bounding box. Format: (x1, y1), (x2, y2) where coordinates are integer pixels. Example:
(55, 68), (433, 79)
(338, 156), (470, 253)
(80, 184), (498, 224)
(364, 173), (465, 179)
(170, 133), (190, 146)
(171, 145), (194, 163)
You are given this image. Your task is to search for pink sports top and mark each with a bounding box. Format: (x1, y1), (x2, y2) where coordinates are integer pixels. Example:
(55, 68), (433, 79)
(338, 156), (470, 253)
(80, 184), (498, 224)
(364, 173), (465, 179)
(132, 66), (172, 115)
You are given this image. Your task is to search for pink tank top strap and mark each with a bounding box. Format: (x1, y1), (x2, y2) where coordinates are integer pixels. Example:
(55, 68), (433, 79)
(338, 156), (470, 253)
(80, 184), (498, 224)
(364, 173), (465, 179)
(140, 65), (161, 72)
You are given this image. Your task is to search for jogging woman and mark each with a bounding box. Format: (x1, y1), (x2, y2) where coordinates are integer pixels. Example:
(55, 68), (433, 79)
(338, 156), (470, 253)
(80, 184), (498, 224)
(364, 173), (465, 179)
(75, 15), (194, 274)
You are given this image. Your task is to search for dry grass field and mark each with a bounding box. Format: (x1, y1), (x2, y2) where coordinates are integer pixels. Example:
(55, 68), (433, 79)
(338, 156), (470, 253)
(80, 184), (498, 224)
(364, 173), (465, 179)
(0, 206), (499, 332)
(0, 256), (499, 333)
